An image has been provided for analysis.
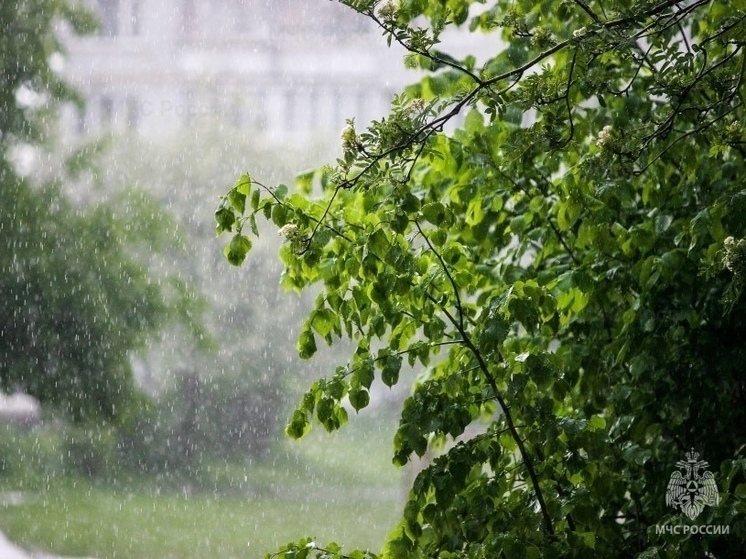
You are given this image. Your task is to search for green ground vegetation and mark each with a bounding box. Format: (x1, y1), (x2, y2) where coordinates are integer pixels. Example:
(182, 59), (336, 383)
(0, 415), (404, 558)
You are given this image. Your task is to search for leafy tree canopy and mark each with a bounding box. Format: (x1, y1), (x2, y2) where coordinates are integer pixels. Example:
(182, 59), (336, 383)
(0, 0), (95, 154)
(1, 1), (204, 422)
(218, 0), (746, 556)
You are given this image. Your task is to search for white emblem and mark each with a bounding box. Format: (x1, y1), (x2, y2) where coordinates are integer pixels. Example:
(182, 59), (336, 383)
(666, 449), (719, 520)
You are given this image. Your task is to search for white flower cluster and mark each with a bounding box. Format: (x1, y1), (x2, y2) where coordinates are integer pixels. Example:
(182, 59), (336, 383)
(278, 223), (299, 241)
(573, 27), (587, 38)
(724, 236), (746, 272)
(377, 0), (398, 21)
(340, 121), (357, 151)
(407, 97), (426, 117)
(596, 125), (614, 150)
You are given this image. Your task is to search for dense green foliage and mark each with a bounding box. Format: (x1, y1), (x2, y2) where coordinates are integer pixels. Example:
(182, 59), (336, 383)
(219, 0), (746, 557)
(0, 0), (95, 154)
(0, 0), (201, 421)
(0, 176), (196, 420)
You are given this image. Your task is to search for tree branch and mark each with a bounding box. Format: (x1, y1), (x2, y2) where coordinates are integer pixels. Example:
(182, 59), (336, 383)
(574, 0), (601, 23)
(415, 219), (465, 332)
(417, 260), (556, 535)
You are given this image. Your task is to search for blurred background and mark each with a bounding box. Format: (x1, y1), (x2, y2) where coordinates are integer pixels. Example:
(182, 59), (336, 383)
(0, 1), (423, 557)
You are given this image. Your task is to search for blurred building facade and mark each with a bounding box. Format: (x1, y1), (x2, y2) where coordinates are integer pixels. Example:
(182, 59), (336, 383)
(61, 0), (410, 143)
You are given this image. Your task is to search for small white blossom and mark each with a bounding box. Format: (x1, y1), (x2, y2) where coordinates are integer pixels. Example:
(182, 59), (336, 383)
(596, 125), (614, 150)
(340, 121), (357, 151)
(377, 0), (398, 21)
(724, 236), (746, 272)
(407, 97), (426, 117)
(278, 223), (298, 240)
(573, 27), (587, 38)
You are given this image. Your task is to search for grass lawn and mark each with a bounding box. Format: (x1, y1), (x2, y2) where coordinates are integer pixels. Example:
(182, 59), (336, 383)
(0, 414), (406, 558)
(0, 484), (398, 558)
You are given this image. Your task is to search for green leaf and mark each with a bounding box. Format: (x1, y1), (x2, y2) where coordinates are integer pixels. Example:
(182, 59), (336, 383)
(271, 204), (287, 226)
(223, 234), (252, 266)
(401, 193), (421, 212)
(589, 415), (606, 431)
(421, 202), (447, 226)
(214, 206), (235, 234)
(286, 410), (310, 439)
(316, 397), (334, 423)
(558, 417), (587, 435)
(310, 308), (336, 338)
(297, 328), (317, 359)
(228, 188), (246, 214)
(430, 229), (447, 247)
(354, 361), (375, 389)
(381, 354), (402, 387)
(295, 170), (314, 194)
(274, 183), (289, 200)
(234, 173), (251, 195)
(249, 213), (259, 236)
(465, 197), (485, 225)
(348, 388), (370, 412)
